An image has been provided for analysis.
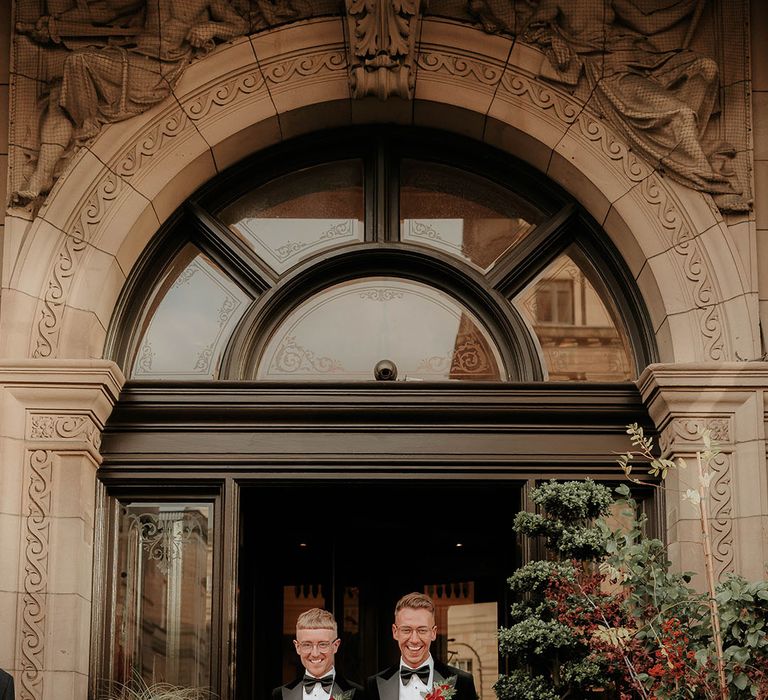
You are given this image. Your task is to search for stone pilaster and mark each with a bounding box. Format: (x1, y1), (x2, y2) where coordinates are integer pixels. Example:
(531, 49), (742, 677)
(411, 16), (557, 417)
(638, 364), (768, 585)
(0, 361), (124, 700)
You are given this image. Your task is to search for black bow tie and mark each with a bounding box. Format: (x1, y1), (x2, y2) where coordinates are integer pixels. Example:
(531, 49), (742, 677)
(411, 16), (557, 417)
(303, 674), (334, 692)
(400, 665), (430, 685)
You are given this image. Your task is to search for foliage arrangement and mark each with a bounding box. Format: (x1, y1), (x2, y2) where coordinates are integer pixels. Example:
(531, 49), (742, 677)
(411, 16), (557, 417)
(494, 430), (768, 700)
(101, 678), (211, 700)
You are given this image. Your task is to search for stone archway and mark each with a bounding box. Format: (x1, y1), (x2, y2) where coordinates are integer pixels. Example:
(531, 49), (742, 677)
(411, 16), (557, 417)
(2, 17), (758, 365)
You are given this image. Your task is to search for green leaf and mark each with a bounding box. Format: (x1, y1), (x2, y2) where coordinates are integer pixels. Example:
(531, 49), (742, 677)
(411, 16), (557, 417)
(734, 673), (749, 690)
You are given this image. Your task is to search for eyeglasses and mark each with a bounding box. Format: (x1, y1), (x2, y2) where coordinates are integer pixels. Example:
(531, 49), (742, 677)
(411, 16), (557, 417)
(296, 640), (337, 652)
(395, 626), (435, 638)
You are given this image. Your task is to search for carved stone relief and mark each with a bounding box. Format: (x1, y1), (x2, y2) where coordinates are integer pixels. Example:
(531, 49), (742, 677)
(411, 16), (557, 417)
(659, 415), (734, 580)
(7, 0), (315, 211)
(16, 411), (105, 700)
(463, 0), (752, 213)
(345, 0), (425, 99)
(19, 449), (53, 700)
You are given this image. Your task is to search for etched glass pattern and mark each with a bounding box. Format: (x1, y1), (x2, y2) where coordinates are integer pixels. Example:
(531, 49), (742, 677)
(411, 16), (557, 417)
(257, 277), (504, 381)
(513, 253), (634, 381)
(131, 246), (251, 380)
(219, 160), (365, 273)
(113, 503), (213, 689)
(400, 160), (545, 271)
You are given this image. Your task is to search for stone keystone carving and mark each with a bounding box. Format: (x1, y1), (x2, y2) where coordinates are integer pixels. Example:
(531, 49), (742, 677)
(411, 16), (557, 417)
(345, 0), (424, 100)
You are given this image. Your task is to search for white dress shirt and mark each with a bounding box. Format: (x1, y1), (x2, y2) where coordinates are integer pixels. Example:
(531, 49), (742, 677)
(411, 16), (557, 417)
(303, 667), (335, 700)
(399, 655), (434, 700)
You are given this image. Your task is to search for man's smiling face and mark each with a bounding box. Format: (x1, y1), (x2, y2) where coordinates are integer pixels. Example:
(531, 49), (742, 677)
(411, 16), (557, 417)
(294, 627), (339, 677)
(392, 607), (436, 668)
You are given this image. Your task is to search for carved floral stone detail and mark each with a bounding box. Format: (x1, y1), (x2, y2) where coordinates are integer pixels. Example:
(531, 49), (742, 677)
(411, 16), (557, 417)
(659, 416), (731, 452)
(28, 413), (101, 450)
(345, 0), (424, 99)
(19, 449), (53, 700)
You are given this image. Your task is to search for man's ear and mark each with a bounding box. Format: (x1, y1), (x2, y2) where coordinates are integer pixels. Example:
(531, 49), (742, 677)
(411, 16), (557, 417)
(293, 639), (301, 655)
(392, 623), (398, 640)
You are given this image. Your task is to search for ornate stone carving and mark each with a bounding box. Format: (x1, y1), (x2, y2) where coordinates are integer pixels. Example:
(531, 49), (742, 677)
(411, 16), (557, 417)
(659, 416), (731, 453)
(469, 0), (751, 213)
(9, 0), (250, 209)
(638, 175), (726, 361)
(19, 449), (53, 700)
(658, 415), (734, 580)
(345, 0), (424, 99)
(28, 413), (101, 450)
(709, 452), (734, 579)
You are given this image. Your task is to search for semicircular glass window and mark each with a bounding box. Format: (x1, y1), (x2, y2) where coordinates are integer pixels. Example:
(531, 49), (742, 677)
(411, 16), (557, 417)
(256, 278), (505, 381)
(131, 246), (252, 380)
(400, 160), (545, 271)
(218, 160), (365, 274)
(512, 253), (633, 381)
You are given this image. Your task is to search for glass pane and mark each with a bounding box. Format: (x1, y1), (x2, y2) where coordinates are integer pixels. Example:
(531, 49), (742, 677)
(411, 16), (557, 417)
(112, 503), (213, 689)
(257, 277), (505, 381)
(433, 587), (498, 700)
(131, 246), (251, 380)
(219, 160), (365, 273)
(400, 160), (545, 271)
(513, 253), (634, 381)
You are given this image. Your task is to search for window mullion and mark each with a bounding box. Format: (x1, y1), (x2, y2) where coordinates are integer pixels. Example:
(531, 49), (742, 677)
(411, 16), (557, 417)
(487, 202), (577, 297)
(187, 201), (276, 294)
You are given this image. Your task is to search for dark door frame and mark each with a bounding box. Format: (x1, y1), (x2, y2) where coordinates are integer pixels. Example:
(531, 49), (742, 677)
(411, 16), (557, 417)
(93, 381), (659, 700)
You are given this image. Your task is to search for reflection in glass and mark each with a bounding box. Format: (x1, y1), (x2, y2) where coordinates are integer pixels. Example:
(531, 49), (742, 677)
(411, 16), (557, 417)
(428, 584), (498, 700)
(513, 254), (634, 381)
(257, 278), (504, 381)
(131, 246), (251, 380)
(219, 160), (365, 273)
(400, 160), (545, 271)
(113, 503), (213, 689)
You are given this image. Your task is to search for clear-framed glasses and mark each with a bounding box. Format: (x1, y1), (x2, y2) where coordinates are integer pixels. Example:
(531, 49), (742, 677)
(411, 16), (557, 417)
(395, 626), (434, 638)
(296, 640), (337, 653)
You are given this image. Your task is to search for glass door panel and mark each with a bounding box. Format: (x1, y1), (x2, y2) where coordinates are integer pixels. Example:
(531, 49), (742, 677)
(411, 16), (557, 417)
(111, 503), (214, 690)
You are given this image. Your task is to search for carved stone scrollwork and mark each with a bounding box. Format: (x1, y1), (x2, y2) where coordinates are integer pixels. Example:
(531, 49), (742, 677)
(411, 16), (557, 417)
(658, 415), (734, 580)
(709, 452), (735, 579)
(659, 416), (731, 453)
(28, 413), (101, 450)
(345, 0), (424, 99)
(19, 449), (53, 700)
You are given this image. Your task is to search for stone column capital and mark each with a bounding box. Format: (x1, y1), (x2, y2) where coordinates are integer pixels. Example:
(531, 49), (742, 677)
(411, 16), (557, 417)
(638, 362), (768, 427)
(0, 360), (125, 456)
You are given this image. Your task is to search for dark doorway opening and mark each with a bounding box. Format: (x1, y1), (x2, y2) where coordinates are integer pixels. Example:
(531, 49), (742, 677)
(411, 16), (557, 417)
(236, 481), (521, 699)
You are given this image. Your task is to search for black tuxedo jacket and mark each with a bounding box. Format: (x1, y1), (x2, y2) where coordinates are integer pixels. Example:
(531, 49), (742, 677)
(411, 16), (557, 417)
(0, 670), (14, 700)
(367, 661), (477, 700)
(273, 674), (365, 700)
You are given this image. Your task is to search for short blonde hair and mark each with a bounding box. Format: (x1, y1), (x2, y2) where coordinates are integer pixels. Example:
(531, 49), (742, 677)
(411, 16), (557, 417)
(296, 608), (338, 636)
(394, 592), (435, 617)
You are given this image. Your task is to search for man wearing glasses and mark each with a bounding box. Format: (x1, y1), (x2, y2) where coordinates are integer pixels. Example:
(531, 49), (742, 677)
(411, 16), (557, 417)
(367, 592), (477, 700)
(273, 608), (365, 700)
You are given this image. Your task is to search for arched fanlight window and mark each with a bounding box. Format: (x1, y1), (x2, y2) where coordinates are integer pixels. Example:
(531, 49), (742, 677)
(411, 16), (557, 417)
(107, 129), (655, 382)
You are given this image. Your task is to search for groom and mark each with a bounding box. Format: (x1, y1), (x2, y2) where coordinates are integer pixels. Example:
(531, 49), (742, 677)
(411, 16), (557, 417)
(273, 608), (364, 700)
(367, 592), (477, 700)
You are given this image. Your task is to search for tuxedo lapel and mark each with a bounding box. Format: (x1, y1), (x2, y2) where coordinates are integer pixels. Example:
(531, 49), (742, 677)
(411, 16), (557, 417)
(283, 681), (303, 700)
(376, 668), (400, 700)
